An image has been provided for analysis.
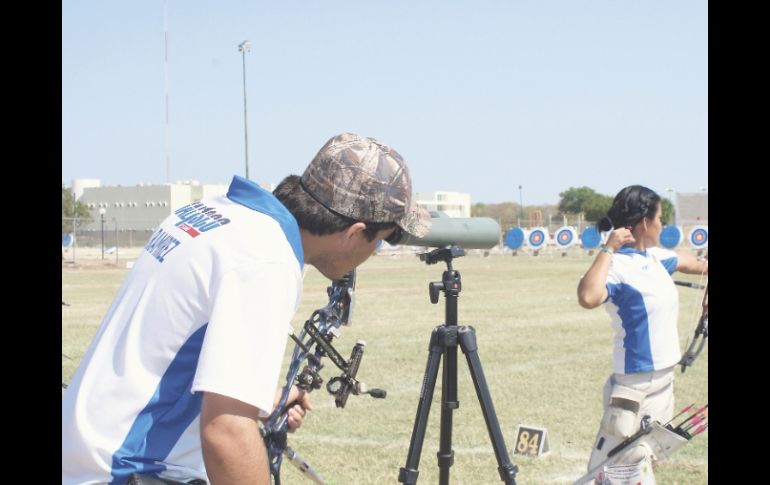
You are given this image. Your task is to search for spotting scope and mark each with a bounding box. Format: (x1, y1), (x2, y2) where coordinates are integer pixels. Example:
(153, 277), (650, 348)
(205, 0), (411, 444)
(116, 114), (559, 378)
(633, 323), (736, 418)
(393, 214), (501, 249)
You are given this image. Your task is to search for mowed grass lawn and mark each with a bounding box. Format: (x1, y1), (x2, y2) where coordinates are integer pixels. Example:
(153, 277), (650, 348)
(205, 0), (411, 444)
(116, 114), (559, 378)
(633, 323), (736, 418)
(62, 251), (708, 484)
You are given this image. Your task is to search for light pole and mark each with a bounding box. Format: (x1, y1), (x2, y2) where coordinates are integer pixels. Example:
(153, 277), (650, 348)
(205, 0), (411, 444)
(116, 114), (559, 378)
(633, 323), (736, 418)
(238, 40), (251, 180)
(114, 217), (119, 264)
(518, 185), (523, 227)
(70, 186), (77, 262)
(99, 208), (106, 260)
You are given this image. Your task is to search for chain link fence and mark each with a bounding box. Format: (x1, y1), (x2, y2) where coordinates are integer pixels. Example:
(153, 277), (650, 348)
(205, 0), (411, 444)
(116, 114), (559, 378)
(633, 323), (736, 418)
(62, 217), (158, 263)
(62, 217), (708, 264)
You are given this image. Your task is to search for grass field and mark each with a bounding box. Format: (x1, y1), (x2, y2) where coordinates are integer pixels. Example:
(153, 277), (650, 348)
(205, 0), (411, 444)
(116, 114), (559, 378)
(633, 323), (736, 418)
(62, 251), (708, 484)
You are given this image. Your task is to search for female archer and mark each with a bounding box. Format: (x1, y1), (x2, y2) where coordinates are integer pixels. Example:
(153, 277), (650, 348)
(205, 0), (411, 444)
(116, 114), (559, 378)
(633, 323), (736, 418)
(576, 185), (707, 478)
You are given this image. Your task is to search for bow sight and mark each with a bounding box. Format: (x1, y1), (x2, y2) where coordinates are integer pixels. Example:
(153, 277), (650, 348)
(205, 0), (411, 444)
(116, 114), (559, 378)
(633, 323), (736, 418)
(261, 269), (386, 485)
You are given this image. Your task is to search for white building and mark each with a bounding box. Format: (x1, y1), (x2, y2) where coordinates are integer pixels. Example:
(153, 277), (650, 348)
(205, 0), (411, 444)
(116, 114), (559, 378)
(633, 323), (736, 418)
(71, 178), (101, 201)
(414, 191), (471, 218)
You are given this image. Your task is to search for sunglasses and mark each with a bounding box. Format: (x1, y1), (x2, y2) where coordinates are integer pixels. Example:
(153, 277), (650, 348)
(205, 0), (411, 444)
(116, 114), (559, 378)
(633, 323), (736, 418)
(385, 225), (403, 245)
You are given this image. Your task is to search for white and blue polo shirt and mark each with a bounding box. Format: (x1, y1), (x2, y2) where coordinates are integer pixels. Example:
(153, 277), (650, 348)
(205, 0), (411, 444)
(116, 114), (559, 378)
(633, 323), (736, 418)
(604, 246), (680, 375)
(62, 176), (304, 484)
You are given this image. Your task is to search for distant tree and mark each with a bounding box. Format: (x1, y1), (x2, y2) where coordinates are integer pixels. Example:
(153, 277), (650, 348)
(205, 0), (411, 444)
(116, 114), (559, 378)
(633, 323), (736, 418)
(472, 201), (560, 229)
(471, 203), (486, 217)
(583, 194), (614, 222)
(62, 185), (92, 233)
(559, 190), (675, 226)
(472, 202), (520, 228)
(557, 186), (604, 215)
(661, 198), (674, 225)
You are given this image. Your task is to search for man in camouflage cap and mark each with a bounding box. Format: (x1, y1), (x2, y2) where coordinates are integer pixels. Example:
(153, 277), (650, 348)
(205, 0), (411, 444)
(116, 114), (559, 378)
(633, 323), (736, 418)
(275, 132), (431, 280)
(301, 132), (431, 242)
(63, 132), (430, 485)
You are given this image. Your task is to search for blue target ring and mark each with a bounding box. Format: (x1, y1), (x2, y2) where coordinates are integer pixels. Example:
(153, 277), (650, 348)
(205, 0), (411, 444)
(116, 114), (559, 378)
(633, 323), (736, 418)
(555, 226), (576, 249)
(62, 233), (75, 248)
(688, 226), (708, 249)
(504, 227), (525, 250)
(527, 228), (547, 250)
(659, 225), (682, 249)
(581, 227), (601, 249)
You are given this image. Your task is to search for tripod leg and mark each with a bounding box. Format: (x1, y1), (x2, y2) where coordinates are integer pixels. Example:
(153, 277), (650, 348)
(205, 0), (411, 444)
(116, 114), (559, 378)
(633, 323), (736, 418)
(399, 327), (444, 484)
(458, 326), (519, 485)
(438, 327), (459, 485)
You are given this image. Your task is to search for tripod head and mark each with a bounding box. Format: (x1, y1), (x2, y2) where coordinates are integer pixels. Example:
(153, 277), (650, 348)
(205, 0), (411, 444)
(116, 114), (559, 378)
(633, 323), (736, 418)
(420, 246), (465, 305)
(420, 246), (465, 268)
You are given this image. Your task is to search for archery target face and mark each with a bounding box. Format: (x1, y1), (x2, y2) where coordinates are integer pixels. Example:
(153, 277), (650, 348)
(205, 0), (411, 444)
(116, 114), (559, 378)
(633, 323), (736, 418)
(527, 227), (548, 250)
(688, 226), (708, 249)
(659, 225), (682, 249)
(555, 226), (577, 249)
(62, 233), (75, 248)
(504, 227), (525, 250)
(581, 226), (601, 249)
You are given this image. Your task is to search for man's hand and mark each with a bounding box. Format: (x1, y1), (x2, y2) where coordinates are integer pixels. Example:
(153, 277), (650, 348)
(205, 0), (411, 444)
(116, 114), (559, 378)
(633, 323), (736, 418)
(273, 385), (313, 432)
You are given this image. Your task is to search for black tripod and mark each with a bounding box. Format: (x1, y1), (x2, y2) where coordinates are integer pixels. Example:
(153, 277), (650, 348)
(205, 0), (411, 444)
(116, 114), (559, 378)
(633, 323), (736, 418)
(398, 247), (518, 485)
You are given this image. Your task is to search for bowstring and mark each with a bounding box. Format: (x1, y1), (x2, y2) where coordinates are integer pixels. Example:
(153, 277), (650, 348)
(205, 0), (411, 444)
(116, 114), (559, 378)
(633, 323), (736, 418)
(680, 255), (708, 354)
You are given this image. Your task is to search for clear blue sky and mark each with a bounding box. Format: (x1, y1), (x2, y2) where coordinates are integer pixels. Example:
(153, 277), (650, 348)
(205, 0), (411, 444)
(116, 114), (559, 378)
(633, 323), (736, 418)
(62, 1), (707, 205)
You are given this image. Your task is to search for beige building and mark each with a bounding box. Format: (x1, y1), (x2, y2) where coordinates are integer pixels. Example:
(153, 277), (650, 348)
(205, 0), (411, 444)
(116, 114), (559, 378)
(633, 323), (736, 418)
(75, 179), (262, 231)
(73, 180), (469, 233)
(414, 191), (471, 218)
(674, 192), (708, 227)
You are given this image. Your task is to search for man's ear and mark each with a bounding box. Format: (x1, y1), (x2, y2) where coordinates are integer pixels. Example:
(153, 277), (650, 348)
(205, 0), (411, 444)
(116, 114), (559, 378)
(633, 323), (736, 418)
(343, 222), (367, 241)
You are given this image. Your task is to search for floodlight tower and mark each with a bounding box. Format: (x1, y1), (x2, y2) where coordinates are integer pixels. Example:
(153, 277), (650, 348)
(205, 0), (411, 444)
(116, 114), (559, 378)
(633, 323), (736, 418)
(238, 40), (252, 179)
(99, 208), (106, 260)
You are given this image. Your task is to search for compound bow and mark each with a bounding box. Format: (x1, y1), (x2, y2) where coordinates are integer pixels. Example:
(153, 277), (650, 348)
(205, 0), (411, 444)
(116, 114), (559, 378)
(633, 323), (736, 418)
(261, 269), (386, 484)
(675, 254), (708, 373)
(679, 281), (708, 372)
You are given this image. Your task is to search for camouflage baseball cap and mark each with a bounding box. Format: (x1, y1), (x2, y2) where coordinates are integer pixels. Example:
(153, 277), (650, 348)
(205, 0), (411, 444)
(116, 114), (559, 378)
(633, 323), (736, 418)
(301, 133), (431, 238)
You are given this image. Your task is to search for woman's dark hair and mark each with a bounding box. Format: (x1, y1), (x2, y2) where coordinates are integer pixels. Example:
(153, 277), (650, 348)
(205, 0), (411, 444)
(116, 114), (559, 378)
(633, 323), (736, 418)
(273, 175), (397, 242)
(597, 185), (661, 232)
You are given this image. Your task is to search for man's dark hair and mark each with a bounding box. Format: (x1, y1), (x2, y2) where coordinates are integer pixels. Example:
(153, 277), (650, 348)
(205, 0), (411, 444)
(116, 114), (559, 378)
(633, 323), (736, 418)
(274, 175), (397, 242)
(597, 185), (661, 232)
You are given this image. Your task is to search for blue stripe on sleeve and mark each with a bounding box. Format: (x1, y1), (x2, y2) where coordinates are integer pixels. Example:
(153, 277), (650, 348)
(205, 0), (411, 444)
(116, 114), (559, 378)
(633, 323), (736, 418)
(660, 256), (677, 274)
